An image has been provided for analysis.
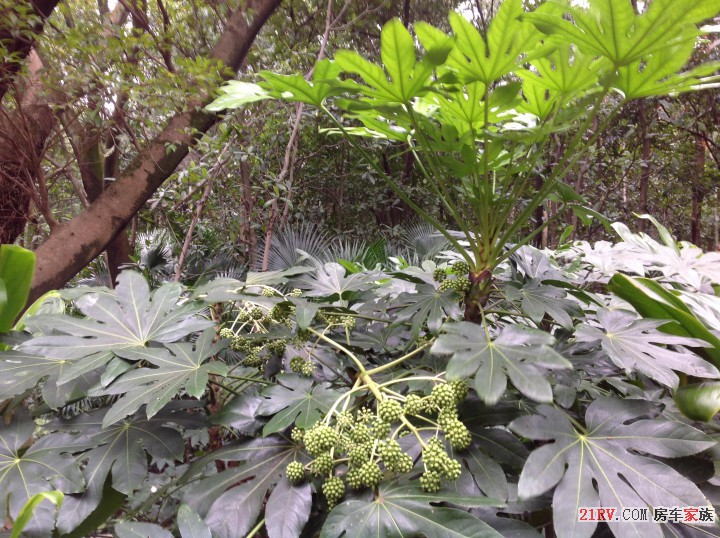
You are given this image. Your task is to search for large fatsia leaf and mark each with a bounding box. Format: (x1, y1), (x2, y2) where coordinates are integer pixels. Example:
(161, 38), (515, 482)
(181, 437), (300, 538)
(432, 322), (571, 404)
(22, 271), (212, 359)
(99, 328), (228, 426)
(0, 412), (87, 535)
(256, 374), (343, 435)
(504, 279), (581, 329)
(334, 18), (433, 104)
(526, 0), (712, 69)
(260, 59), (344, 107)
(393, 283), (463, 336)
(510, 398), (715, 538)
(265, 479), (312, 538)
(0, 348), (108, 408)
(575, 309), (718, 389)
(299, 262), (378, 300)
(54, 407), (186, 533)
(446, 0), (541, 84)
(320, 482), (503, 538)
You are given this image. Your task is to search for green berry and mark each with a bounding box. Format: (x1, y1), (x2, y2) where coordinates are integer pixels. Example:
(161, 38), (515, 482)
(242, 353), (263, 367)
(404, 394), (425, 416)
(286, 461), (305, 483)
(336, 412), (354, 431)
(219, 328), (234, 339)
(444, 418), (472, 450)
(454, 275), (471, 292)
(311, 452), (334, 475)
(323, 476), (345, 505)
(358, 461), (383, 487)
(261, 287), (276, 297)
(451, 261), (470, 275)
(437, 407), (458, 429)
(349, 442), (372, 466)
(449, 380), (468, 403)
(351, 423), (372, 444)
(346, 467), (363, 489)
(377, 400), (403, 423)
(304, 424), (338, 456)
(371, 419), (391, 440)
(430, 383), (456, 409)
(356, 408), (374, 424)
(438, 279), (454, 292)
(378, 440), (414, 473)
(433, 268), (447, 282)
(420, 470), (442, 492)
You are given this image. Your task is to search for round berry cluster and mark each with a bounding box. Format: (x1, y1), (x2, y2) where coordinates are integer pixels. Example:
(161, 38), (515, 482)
(289, 355), (315, 376)
(284, 380), (472, 503)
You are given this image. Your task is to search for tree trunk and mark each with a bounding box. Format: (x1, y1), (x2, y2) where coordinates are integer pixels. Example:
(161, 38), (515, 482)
(28, 0), (282, 304)
(0, 1), (60, 103)
(691, 136), (705, 245)
(637, 100), (652, 233)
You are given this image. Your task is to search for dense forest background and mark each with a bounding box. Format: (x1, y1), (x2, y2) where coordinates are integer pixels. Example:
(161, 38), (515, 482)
(1, 0), (718, 291)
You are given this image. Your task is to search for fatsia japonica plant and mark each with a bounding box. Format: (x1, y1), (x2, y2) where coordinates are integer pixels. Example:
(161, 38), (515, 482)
(209, 0), (720, 323)
(3, 1), (720, 538)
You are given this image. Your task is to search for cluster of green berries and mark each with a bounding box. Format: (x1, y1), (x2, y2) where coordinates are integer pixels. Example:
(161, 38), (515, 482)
(285, 380), (472, 503)
(286, 461), (305, 483)
(317, 312), (357, 330)
(289, 288), (303, 297)
(261, 287), (277, 297)
(451, 260), (470, 275)
(421, 438), (462, 491)
(290, 355), (315, 376)
(433, 267), (447, 282)
(322, 476), (345, 506)
(438, 275), (471, 292)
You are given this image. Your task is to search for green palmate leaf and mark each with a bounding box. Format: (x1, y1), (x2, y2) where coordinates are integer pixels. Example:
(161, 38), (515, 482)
(459, 445), (508, 501)
(393, 283), (462, 336)
(608, 274), (720, 369)
(261, 59), (344, 107)
(182, 437), (297, 537)
(178, 504), (212, 538)
(0, 244), (35, 332)
(526, 0), (710, 69)
(505, 279), (581, 329)
(615, 39), (720, 99)
(55, 408), (186, 534)
(414, 21), (455, 66)
(205, 81), (271, 112)
(115, 521), (173, 538)
(300, 262), (378, 300)
(511, 398), (714, 538)
(432, 322), (571, 404)
(320, 482), (503, 538)
(446, 1), (540, 84)
(0, 348), (108, 408)
(257, 374), (343, 435)
(334, 19), (432, 104)
(100, 328), (228, 426)
(575, 308), (718, 389)
(22, 271), (212, 359)
(0, 412), (86, 536)
(264, 480), (312, 538)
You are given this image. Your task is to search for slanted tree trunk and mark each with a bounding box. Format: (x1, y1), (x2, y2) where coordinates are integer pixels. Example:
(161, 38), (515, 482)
(28, 0), (282, 304)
